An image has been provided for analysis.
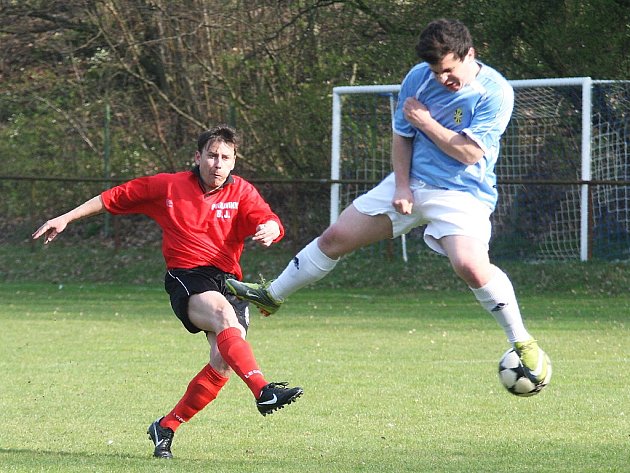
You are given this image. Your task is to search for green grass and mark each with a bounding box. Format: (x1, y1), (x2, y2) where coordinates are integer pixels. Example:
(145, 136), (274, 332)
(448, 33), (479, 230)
(1, 282), (628, 472)
(4, 240), (630, 295)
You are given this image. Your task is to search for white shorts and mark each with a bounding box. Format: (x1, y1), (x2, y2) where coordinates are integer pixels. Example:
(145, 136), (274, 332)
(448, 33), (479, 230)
(352, 173), (493, 256)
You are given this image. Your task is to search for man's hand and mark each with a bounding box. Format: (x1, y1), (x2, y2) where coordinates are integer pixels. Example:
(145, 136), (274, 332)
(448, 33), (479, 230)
(403, 97), (433, 131)
(392, 186), (414, 215)
(252, 220), (280, 247)
(32, 216), (69, 244)
(404, 97), (483, 165)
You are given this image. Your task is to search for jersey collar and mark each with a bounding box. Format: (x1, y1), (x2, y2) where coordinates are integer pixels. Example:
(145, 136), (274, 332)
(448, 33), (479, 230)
(192, 166), (234, 195)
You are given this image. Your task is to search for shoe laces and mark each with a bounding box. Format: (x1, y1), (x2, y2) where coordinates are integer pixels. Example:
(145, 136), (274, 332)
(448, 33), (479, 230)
(257, 274), (270, 288)
(515, 339), (537, 354)
(157, 426), (174, 448)
(268, 381), (288, 389)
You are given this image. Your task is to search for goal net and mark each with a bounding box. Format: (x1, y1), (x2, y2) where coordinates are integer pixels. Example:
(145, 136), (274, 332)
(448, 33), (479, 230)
(330, 79), (630, 262)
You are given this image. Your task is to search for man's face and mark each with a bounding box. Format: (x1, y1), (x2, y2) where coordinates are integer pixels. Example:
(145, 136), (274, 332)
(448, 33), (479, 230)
(195, 139), (236, 190)
(429, 48), (477, 92)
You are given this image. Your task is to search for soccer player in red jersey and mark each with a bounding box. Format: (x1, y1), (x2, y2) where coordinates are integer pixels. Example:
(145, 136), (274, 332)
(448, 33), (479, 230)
(32, 125), (303, 459)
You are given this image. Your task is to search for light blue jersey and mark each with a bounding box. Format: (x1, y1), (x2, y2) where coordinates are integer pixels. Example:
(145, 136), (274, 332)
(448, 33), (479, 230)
(393, 61), (514, 210)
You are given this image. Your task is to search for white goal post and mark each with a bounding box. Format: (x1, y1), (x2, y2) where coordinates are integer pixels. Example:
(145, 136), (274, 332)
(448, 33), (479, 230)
(330, 78), (630, 262)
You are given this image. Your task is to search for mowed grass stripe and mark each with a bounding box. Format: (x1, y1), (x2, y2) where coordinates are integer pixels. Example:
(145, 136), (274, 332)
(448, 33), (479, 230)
(0, 283), (628, 473)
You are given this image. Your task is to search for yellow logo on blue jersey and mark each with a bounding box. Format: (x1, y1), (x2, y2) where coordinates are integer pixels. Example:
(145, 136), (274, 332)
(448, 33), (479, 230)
(454, 108), (463, 124)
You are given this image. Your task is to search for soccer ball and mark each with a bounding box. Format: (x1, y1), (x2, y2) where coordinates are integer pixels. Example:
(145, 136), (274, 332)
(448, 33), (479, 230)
(497, 348), (552, 397)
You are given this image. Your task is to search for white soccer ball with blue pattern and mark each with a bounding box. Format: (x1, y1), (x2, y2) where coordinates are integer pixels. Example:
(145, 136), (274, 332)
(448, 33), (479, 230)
(498, 348), (552, 397)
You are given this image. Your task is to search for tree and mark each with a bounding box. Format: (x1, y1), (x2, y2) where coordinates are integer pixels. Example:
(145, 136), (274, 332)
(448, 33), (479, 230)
(1, 0), (627, 180)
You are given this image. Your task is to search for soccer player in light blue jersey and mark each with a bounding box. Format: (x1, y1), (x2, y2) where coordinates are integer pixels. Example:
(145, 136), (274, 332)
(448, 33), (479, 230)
(227, 19), (550, 386)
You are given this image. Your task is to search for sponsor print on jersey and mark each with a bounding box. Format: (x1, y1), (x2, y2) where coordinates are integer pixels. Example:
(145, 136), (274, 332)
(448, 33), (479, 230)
(212, 201), (238, 219)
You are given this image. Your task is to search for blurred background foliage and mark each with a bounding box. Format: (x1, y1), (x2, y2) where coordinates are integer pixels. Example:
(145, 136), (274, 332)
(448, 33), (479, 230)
(2, 0), (628, 179)
(0, 0), (628, 251)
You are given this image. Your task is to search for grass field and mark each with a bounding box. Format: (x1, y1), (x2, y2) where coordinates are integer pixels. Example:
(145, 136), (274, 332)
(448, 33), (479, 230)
(1, 281), (628, 472)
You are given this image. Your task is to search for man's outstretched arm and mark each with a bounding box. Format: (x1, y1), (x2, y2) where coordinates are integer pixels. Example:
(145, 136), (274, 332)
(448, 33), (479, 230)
(32, 195), (105, 244)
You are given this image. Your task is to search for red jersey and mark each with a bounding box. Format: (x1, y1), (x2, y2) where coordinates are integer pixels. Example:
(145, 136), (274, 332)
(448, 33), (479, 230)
(101, 171), (284, 279)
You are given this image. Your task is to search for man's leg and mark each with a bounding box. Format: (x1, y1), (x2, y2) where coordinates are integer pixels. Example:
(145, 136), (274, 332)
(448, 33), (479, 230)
(188, 293), (303, 414)
(161, 364), (229, 431)
(148, 360), (228, 459)
(441, 235), (549, 384)
(265, 237), (338, 301)
(228, 206), (393, 313)
(159, 332), (230, 433)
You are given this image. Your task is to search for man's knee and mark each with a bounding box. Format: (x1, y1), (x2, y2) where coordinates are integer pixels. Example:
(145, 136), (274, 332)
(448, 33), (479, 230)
(318, 226), (340, 252)
(451, 259), (495, 288)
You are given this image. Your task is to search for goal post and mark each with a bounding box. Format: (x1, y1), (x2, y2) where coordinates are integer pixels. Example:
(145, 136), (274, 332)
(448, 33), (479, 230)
(330, 84), (400, 224)
(507, 77), (593, 261)
(330, 78), (630, 262)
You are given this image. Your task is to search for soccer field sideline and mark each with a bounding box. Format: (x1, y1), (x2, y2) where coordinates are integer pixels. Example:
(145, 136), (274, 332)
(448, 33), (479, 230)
(1, 283), (628, 472)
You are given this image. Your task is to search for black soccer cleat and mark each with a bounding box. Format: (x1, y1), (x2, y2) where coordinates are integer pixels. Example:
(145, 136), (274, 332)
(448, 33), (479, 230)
(147, 417), (174, 459)
(256, 382), (303, 416)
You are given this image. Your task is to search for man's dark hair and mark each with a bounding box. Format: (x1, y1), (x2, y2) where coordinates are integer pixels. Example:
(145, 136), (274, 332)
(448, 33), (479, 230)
(415, 18), (473, 65)
(197, 124), (239, 153)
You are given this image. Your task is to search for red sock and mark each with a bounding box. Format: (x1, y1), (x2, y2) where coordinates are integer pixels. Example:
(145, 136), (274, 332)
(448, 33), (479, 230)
(216, 327), (268, 398)
(160, 364), (228, 432)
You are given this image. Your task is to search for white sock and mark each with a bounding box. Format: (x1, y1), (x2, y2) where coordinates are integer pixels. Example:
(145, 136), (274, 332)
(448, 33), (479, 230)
(269, 238), (339, 301)
(470, 268), (532, 344)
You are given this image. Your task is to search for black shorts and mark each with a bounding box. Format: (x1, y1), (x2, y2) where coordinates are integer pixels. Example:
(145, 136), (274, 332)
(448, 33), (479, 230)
(164, 266), (250, 334)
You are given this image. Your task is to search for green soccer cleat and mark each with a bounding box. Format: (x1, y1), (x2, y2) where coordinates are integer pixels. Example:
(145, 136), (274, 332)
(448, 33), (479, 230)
(513, 339), (549, 385)
(225, 278), (283, 316)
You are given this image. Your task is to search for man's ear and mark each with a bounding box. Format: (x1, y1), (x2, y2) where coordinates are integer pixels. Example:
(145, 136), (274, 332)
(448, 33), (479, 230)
(194, 150), (201, 165)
